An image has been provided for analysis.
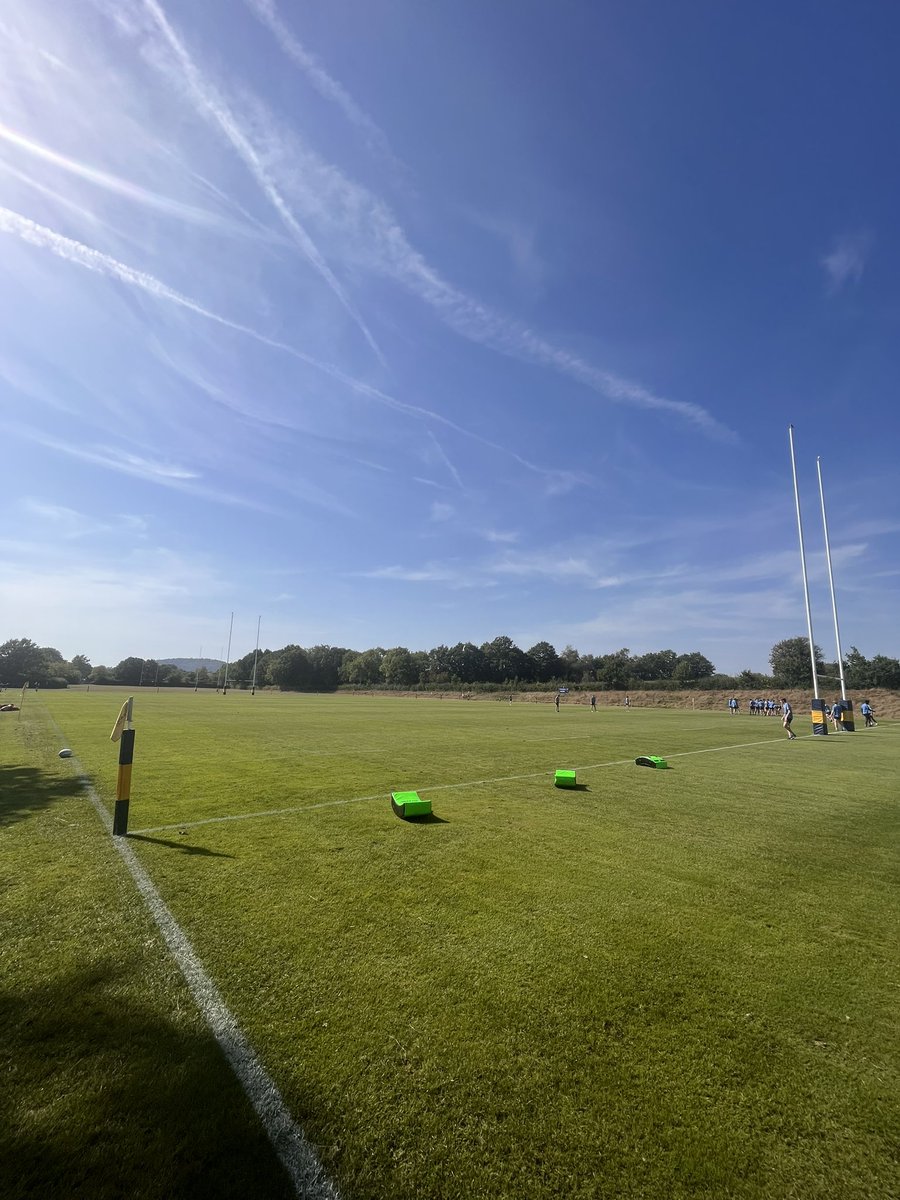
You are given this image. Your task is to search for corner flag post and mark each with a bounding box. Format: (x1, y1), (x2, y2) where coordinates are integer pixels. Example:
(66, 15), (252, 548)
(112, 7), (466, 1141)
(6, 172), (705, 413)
(111, 696), (134, 836)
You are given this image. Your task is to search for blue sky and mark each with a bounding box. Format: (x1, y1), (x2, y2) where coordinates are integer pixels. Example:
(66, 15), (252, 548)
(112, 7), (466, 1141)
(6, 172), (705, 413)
(1, 0), (898, 673)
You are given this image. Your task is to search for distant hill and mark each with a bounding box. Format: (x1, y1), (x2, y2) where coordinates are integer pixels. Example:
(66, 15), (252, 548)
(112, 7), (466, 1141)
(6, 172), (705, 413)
(160, 658), (224, 672)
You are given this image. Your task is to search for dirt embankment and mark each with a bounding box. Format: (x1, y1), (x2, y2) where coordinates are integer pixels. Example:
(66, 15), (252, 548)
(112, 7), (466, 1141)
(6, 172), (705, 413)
(514, 688), (900, 718)
(382, 688), (900, 719)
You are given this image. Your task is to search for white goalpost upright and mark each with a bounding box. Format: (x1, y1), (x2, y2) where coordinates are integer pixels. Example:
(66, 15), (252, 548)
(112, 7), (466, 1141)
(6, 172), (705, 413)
(251, 615), (262, 696)
(788, 425), (820, 697)
(817, 456), (847, 699)
(223, 612), (234, 694)
(788, 425), (829, 734)
(817, 456), (855, 730)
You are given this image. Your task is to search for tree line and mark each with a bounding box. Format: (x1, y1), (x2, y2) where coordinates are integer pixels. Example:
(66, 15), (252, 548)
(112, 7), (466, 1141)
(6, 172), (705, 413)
(2, 635), (898, 693)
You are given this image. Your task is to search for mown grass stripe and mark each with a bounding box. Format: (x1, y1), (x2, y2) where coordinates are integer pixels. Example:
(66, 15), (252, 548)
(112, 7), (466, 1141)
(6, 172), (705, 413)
(133, 732), (798, 835)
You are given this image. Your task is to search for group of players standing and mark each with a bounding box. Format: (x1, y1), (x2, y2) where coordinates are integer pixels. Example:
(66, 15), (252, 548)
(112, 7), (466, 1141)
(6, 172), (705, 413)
(728, 696), (878, 729)
(727, 698), (779, 715)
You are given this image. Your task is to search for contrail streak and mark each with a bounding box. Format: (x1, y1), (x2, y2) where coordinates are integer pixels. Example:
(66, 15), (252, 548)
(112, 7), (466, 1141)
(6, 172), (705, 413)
(0, 120), (265, 238)
(0, 206), (570, 484)
(138, 0), (384, 362)
(427, 429), (465, 491)
(243, 0), (393, 159)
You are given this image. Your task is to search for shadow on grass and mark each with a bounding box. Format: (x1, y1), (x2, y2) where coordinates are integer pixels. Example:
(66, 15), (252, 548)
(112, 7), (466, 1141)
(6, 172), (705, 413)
(0, 765), (85, 828)
(126, 833), (235, 858)
(401, 813), (450, 824)
(0, 963), (299, 1200)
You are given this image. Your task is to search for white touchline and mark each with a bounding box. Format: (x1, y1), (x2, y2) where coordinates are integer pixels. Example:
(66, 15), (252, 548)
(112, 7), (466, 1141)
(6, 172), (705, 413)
(133, 733), (802, 836)
(48, 725), (339, 1200)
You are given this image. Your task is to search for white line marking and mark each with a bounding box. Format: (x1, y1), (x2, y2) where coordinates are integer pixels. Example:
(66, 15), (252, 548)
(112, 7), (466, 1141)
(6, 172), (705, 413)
(133, 733), (801, 835)
(42, 715), (339, 1200)
(132, 794), (387, 835)
(659, 734), (808, 761)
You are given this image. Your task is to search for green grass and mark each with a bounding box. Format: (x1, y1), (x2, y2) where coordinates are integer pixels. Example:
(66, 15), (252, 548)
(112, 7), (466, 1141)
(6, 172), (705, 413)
(0, 702), (297, 1199)
(3, 689), (899, 1198)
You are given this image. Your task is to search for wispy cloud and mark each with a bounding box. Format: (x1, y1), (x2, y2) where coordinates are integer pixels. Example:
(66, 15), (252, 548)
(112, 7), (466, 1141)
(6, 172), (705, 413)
(243, 0), (395, 161)
(821, 231), (873, 294)
(0, 206), (585, 489)
(351, 533), (825, 597)
(130, 0), (383, 361)
(0, 206), (347, 394)
(492, 553), (596, 582)
(23, 436), (197, 482)
(462, 207), (545, 295)
(351, 531), (878, 648)
(353, 550), (691, 595)
(0, 353), (75, 413)
(409, 269), (735, 438)
(0, 19), (73, 80)
(235, 99), (734, 440)
(354, 549), (685, 593)
(481, 529), (520, 544)
(21, 499), (148, 538)
(429, 501), (454, 522)
(357, 563), (485, 587)
(0, 205), (285, 345)
(4, 421), (287, 512)
(0, 119), (268, 238)
(427, 430), (465, 491)
(0, 158), (113, 236)
(13, 417), (363, 517)
(100, 1), (732, 441)
(485, 552), (686, 589)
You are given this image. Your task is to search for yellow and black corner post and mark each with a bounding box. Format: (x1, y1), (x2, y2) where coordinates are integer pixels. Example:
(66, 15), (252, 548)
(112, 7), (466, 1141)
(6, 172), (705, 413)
(811, 697), (829, 735)
(111, 697), (134, 836)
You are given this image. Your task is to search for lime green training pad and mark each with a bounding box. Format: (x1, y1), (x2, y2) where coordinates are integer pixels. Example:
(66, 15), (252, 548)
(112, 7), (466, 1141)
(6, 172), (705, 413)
(391, 791), (432, 818)
(635, 755), (668, 769)
(554, 770), (577, 788)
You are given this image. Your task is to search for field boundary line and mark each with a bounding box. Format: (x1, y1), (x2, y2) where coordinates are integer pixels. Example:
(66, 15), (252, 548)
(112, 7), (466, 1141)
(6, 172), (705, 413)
(41, 709), (339, 1200)
(133, 733), (801, 836)
(652, 734), (809, 762)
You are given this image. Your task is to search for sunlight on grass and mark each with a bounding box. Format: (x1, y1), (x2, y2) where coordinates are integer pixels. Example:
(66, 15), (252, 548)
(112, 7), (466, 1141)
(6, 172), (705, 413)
(6, 690), (900, 1198)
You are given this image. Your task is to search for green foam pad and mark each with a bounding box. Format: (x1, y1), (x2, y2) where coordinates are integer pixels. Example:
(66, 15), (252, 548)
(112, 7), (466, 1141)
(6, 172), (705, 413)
(391, 791), (432, 818)
(554, 770), (577, 788)
(634, 756), (668, 769)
